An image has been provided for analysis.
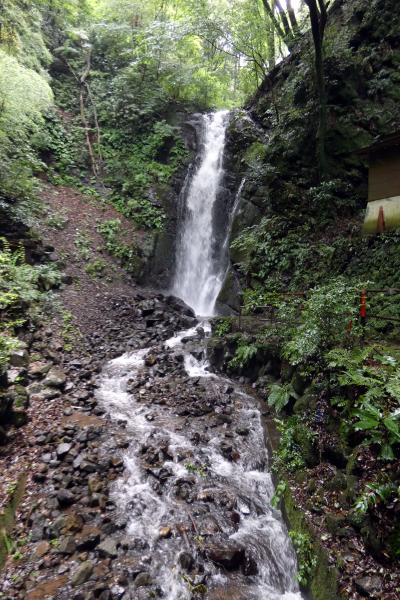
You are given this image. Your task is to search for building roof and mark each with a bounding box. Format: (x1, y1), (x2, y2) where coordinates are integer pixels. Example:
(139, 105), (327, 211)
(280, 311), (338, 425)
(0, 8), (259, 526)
(358, 131), (400, 157)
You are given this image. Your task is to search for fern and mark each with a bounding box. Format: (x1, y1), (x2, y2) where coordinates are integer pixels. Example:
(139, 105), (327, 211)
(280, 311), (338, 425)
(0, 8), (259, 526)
(268, 383), (298, 413)
(229, 342), (258, 369)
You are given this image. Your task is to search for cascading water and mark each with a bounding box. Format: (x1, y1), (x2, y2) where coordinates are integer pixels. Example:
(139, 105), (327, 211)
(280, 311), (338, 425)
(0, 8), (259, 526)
(96, 111), (304, 599)
(173, 110), (229, 317)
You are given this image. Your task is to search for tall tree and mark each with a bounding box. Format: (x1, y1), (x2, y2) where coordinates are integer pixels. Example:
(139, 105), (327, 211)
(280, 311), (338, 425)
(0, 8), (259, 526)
(261, 0), (299, 50)
(304, 0), (329, 178)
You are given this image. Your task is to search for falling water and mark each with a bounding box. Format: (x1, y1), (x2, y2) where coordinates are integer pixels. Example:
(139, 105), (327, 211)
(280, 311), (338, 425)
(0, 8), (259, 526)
(95, 111), (304, 599)
(173, 110), (229, 316)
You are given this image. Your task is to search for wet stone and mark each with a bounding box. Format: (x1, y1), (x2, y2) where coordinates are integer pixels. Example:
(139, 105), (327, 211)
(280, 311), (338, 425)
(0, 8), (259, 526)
(71, 561), (94, 586)
(57, 536), (76, 555)
(57, 489), (75, 508)
(355, 576), (383, 597)
(178, 551), (194, 571)
(205, 541), (246, 571)
(57, 442), (72, 458)
(134, 572), (152, 587)
(97, 537), (118, 558)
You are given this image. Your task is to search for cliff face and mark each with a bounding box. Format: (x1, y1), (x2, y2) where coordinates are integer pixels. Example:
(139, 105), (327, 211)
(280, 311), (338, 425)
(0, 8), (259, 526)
(218, 0), (400, 307)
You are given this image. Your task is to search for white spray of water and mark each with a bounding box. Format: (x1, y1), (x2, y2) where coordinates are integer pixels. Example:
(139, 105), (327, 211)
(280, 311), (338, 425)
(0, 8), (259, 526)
(173, 110), (229, 316)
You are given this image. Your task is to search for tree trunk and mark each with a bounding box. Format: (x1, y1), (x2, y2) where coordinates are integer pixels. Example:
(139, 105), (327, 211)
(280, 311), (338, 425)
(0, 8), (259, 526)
(274, 0), (293, 38)
(286, 0), (299, 31)
(267, 18), (276, 70)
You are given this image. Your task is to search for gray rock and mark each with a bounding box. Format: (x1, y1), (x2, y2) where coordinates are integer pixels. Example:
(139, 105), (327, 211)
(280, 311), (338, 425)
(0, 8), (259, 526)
(10, 349), (29, 368)
(110, 585), (125, 599)
(28, 362), (52, 378)
(71, 560), (94, 586)
(97, 537), (118, 558)
(44, 367), (67, 388)
(355, 576), (382, 597)
(57, 489), (75, 507)
(134, 572), (152, 587)
(57, 442), (72, 458)
(205, 541), (245, 570)
(57, 536), (76, 554)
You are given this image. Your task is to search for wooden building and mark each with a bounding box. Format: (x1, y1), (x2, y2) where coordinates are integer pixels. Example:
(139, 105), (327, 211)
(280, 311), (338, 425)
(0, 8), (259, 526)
(362, 132), (400, 233)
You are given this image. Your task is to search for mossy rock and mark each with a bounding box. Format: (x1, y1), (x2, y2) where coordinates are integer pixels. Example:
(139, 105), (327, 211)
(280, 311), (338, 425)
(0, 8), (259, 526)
(0, 474), (27, 568)
(293, 424), (319, 467)
(325, 513), (347, 535)
(291, 370), (308, 396)
(243, 141), (267, 167)
(283, 484), (343, 600)
(326, 471), (347, 492)
(293, 387), (318, 415)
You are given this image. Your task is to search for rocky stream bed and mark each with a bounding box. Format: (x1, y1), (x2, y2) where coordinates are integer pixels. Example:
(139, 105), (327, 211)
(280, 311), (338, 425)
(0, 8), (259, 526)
(0, 293), (301, 600)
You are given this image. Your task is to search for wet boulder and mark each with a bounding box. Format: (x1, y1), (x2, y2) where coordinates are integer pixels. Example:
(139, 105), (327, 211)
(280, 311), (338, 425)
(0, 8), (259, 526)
(205, 541), (246, 570)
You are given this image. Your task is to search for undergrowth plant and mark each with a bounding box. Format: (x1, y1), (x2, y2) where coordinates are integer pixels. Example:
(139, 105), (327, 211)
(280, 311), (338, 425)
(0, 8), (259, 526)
(96, 219), (141, 272)
(327, 346), (400, 459)
(289, 530), (317, 587)
(272, 417), (306, 474)
(0, 238), (60, 371)
(229, 338), (258, 370)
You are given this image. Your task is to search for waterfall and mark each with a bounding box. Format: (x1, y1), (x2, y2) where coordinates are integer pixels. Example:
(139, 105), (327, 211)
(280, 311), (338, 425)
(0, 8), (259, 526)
(173, 110), (230, 316)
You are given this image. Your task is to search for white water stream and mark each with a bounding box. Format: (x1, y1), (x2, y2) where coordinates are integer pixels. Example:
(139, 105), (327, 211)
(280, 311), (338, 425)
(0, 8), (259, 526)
(173, 110), (229, 316)
(96, 111), (303, 599)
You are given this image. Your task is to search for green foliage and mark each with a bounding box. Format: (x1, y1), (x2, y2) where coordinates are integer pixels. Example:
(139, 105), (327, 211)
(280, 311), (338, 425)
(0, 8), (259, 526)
(327, 346), (400, 460)
(267, 383), (297, 413)
(289, 530), (317, 587)
(74, 231), (92, 260)
(185, 462), (207, 478)
(354, 480), (399, 515)
(0, 45), (53, 227)
(103, 121), (186, 230)
(60, 310), (79, 352)
(46, 211), (69, 230)
(213, 317), (232, 337)
(271, 480), (287, 509)
(306, 179), (355, 221)
(231, 216), (351, 290)
(85, 259), (107, 278)
(229, 340), (258, 369)
(352, 403), (400, 460)
(0, 238), (60, 370)
(273, 417), (306, 474)
(282, 278), (364, 366)
(96, 219), (140, 272)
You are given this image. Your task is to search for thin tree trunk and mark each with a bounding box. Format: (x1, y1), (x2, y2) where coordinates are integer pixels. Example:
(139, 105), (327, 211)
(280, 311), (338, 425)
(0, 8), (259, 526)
(286, 0), (299, 31)
(262, 0), (287, 43)
(274, 0), (292, 38)
(80, 48), (100, 178)
(267, 18), (276, 70)
(80, 87), (99, 178)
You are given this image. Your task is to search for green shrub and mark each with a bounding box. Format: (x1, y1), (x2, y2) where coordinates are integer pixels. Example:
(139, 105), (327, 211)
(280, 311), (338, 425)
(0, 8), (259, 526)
(0, 238), (60, 370)
(267, 383), (298, 413)
(273, 417), (306, 474)
(327, 345), (400, 459)
(229, 340), (258, 369)
(85, 259), (107, 278)
(282, 278), (365, 366)
(289, 530), (317, 587)
(97, 219), (141, 272)
(213, 317), (232, 337)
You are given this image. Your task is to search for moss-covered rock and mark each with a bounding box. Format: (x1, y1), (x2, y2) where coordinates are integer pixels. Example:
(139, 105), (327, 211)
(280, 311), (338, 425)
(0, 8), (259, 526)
(293, 423), (319, 468)
(283, 485), (343, 600)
